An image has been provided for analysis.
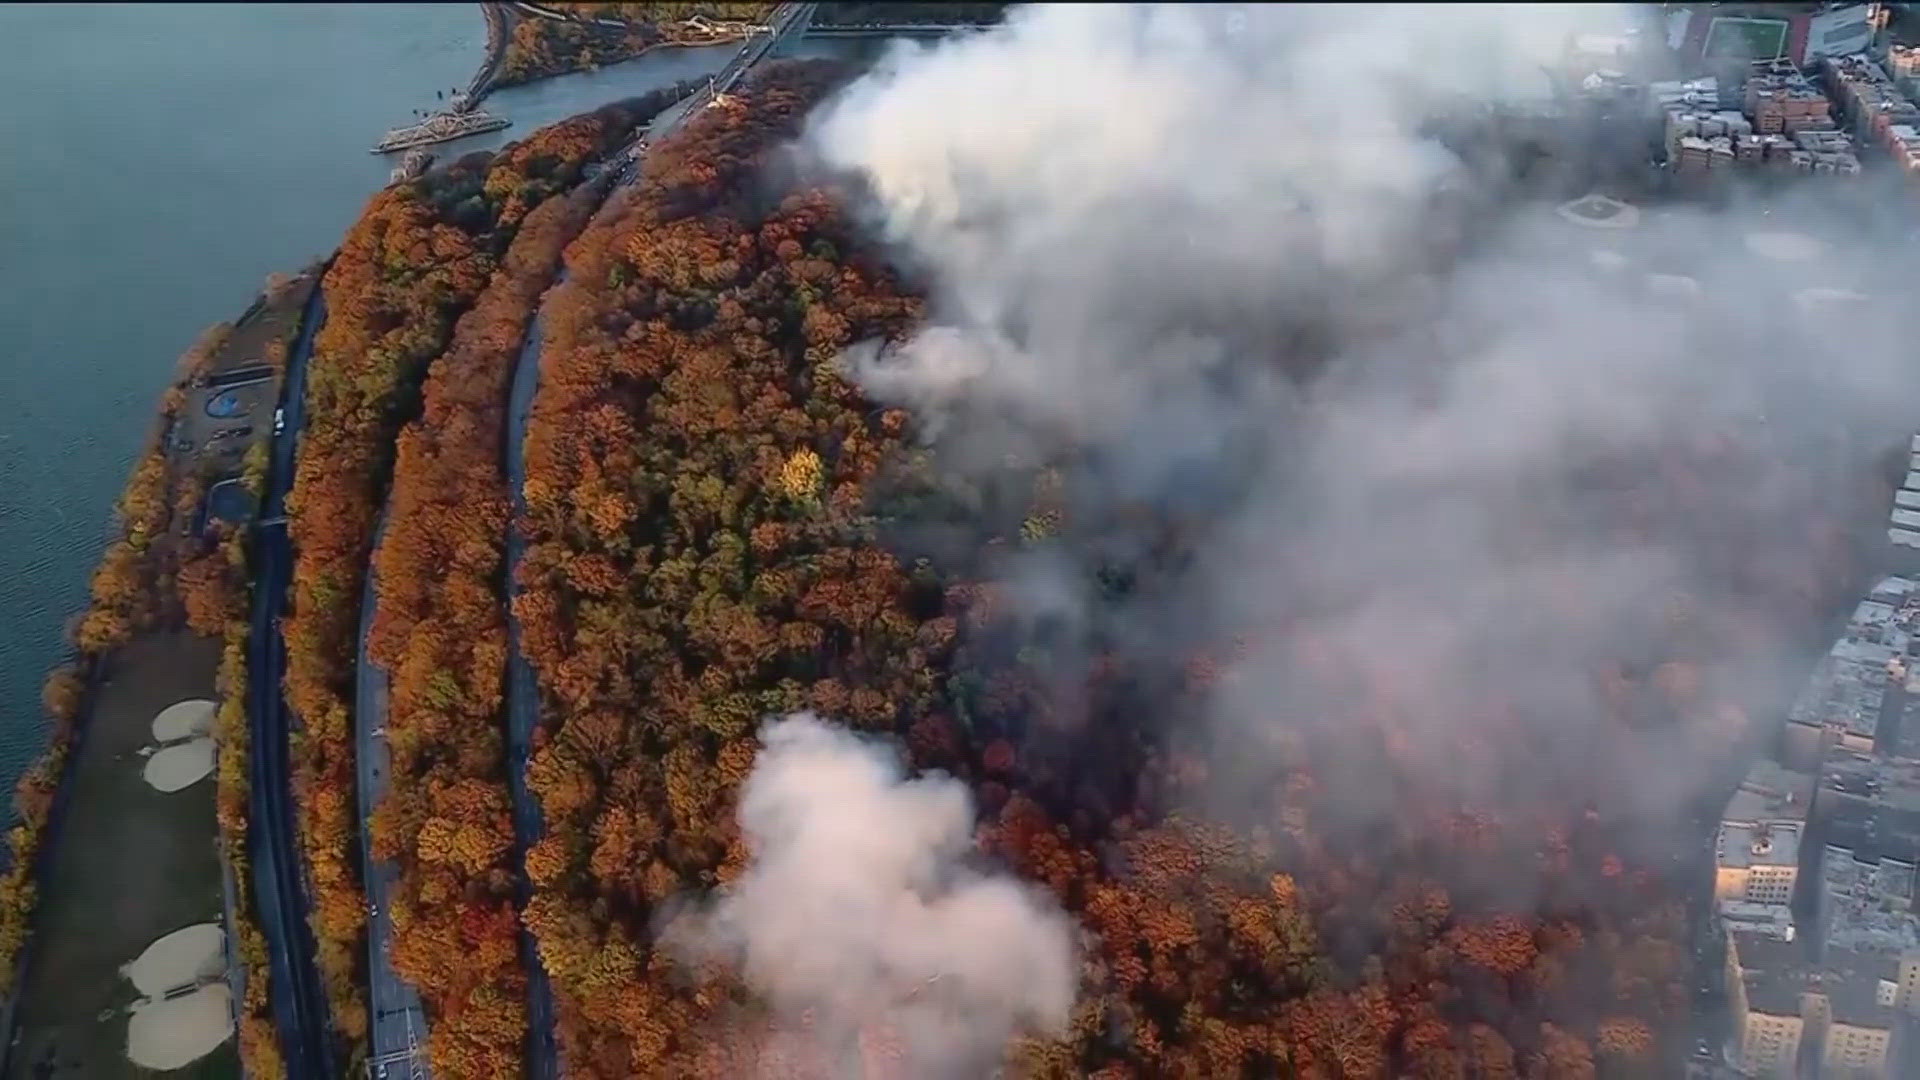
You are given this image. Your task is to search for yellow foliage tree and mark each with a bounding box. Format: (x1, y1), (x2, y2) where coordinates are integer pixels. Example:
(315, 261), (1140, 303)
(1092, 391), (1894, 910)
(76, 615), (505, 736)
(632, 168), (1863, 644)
(775, 446), (823, 503)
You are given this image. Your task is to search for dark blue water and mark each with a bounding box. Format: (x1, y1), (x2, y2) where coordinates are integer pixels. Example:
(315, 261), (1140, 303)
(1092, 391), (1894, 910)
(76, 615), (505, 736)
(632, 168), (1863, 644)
(0, 3), (735, 802)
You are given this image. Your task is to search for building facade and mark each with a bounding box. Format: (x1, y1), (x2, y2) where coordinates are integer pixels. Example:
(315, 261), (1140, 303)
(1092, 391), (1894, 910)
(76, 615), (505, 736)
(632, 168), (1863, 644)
(1730, 931), (1812, 1076)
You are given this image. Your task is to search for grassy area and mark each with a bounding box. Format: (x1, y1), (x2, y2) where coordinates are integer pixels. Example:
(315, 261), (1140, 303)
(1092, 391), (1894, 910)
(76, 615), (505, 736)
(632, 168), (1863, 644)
(10, 632), (232, 1078)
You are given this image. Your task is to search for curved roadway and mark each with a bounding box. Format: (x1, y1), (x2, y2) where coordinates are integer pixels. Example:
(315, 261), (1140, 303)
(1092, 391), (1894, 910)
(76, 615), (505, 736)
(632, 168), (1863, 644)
(249, 283), (336, 1079)
(355, 508), (432, 1080)
(237, 12), (823, 1077)
(504, 299), (561, 1080)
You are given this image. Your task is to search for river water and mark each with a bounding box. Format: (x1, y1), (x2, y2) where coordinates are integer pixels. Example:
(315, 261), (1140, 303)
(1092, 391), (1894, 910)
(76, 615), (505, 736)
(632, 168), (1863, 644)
(0, 3), (795, 801)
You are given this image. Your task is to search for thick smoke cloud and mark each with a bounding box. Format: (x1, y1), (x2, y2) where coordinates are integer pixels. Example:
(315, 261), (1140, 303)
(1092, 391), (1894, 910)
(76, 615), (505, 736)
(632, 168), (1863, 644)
(663, 714), (1076, 1078)
(802, 2), (1920, 840)
(660, 0), (1920, 1069)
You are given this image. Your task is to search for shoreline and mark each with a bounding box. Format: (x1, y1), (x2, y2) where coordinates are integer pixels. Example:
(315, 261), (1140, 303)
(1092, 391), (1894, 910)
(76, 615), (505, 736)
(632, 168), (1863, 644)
(375, 2), (746, 156)
(469, 1), (508, 105)
(475, 2), (758, 101)
(0, 269), (323, 1078)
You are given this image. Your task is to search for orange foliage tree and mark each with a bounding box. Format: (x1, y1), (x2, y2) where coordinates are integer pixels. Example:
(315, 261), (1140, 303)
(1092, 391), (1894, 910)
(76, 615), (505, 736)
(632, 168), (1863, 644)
(514, 62), (945, 1073)
(283, 97), (667, 1045)
(363, 177), (615, 1073)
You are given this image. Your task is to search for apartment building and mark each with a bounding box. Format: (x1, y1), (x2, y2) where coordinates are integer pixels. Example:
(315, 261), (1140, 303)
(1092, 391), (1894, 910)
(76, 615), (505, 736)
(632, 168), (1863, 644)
(1730, 931), (1809, 1076)
(1723, 898), (1800, 941)
(1728, 759), (1818, 830)
(1787, 637), (1900, 769)
(1727, 931), (1909, 1078)
(1730, 930), (1811, 1077)
(1803, 949), (1906, 1078)
(1817, 752), (1920, 838)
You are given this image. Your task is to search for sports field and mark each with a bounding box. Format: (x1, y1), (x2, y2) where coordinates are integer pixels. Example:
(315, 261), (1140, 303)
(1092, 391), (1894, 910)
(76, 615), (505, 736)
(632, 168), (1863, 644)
(1703, 15), (1790, 62)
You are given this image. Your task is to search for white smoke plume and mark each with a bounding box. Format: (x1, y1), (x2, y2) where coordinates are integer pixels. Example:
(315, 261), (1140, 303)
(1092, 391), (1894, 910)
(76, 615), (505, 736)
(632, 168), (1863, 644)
(663, 713), (1077, 1078)
(812, 3), (1646, 444)
(799, 0), (1920, 856)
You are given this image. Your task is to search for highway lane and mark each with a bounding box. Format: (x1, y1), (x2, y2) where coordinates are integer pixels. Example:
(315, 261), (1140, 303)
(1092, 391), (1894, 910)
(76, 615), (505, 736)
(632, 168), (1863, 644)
(355, 507), (432, 1080)
(715, 2), (815, 96)
(503, 300), (560, 1080)
(249, 284), (335, 1079)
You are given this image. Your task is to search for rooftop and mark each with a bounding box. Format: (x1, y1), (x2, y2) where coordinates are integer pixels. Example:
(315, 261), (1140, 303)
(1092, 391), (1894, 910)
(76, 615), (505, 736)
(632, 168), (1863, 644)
(1811, 946), (1903, 1030)
(1830, 638), (1899, 668)
(1820, 750), (1920, 815)
(1819, 842), (1920, 957)
(1724, 759), (1816, 825)
(1789, 642), (1892, 740)
(1717, 819), (1802, 869)
(1851, 599), (1898, 630)
(1823, 800), (1920, 867)
(1720, 899), (1797, 941)
(1731, 928), (1808, 1017)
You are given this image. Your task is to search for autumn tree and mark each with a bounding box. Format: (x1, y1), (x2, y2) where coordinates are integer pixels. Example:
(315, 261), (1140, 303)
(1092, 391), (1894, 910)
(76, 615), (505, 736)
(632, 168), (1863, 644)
(282, 91), (681, 1052)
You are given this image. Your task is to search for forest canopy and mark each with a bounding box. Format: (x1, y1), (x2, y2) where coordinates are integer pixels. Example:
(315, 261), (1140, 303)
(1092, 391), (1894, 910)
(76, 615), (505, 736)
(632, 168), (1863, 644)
(283, 92), (676, 1057)
(272, 5), (1916, 1074)
(498, 3), (774, 88)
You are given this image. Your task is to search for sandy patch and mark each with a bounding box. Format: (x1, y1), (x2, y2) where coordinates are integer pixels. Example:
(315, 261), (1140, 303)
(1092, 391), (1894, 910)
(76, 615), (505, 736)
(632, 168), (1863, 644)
(1744, 231), (1825, 262)
(126, 983), (233, 1071)
(142, 736), (215, 793)
(122, 922), (224, 997)
(150, 699), (216, 743)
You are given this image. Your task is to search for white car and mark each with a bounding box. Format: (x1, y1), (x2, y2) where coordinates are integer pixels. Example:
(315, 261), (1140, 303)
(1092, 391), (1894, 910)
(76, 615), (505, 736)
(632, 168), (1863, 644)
(274, 407), (286, 436)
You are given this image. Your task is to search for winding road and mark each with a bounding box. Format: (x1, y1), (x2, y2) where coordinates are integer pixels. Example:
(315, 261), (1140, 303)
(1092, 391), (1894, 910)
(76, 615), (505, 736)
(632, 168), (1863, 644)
(503, 285), (560, 1080)
(354, 508), (431, 1080)
(249, 283), (335, 1080)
